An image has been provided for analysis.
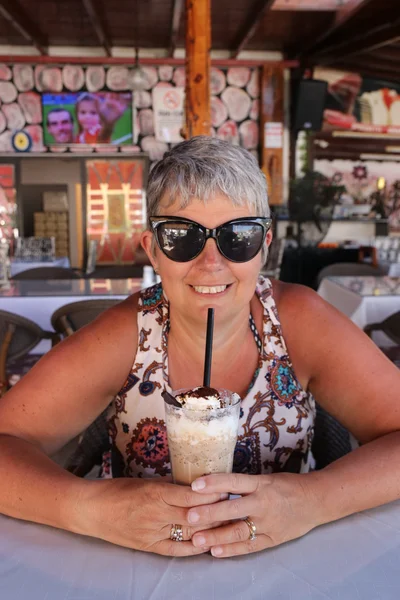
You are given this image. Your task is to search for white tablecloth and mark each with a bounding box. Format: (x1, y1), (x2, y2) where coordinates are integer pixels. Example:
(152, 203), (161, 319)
(1, 500), (400, 599)
(0, 278), (148, 353)
(318, 277), (400, 346)
(10, 257), (71, 277)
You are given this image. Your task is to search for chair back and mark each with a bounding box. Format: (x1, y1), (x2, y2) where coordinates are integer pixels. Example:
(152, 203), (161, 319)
(86, 265), (144, 279)
(64, 408), (110, 477)
(317, 262), (384, 288)
(0, 310), (55, 395)
(12, 267), (79, 280)
(364, 310), (400, 346)
(51, 299), (122, 338)
(311, 403), (352, 469)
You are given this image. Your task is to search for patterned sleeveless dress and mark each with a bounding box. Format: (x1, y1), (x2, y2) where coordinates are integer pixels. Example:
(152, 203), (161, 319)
(103, 276), (316, 478)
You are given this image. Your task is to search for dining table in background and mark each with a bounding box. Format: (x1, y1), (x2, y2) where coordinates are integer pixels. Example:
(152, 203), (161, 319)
(10, 256), (71, 277)
(0, 277), (148, 353)
(318, 276), (400, 346)
(1, 499), (400, 599)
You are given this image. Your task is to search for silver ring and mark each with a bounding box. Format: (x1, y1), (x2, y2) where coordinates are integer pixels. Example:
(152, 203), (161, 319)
(244, 517), (257, 541)
(170, 524), (183, 542)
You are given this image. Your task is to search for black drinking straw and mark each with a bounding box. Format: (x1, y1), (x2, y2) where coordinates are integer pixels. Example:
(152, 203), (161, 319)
(203, 308), (214, 387)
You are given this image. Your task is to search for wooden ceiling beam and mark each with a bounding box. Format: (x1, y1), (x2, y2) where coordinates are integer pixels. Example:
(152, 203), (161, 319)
(231, 0), (275, 59)
(0, 0), (47, 55)
(296, 0), (374, 58)
(337, 56), (400, 74)
(169, 0), (184, 57)
(331, 61), (400, 82)
(313, 16), (400, 64)
(82, 0), (112, 57)
(369, 48), (400, 62)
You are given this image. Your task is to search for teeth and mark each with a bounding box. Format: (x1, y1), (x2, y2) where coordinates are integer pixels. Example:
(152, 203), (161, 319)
(193, 285), (227, 294)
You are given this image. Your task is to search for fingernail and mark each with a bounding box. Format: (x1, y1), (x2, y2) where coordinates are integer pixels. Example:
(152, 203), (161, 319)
(211, 546), (223, 557)
(188, 510), (200, 523)
(192, 478), (206, 491)
(193, 535), (206, 547)
(220, 493), (229, 500)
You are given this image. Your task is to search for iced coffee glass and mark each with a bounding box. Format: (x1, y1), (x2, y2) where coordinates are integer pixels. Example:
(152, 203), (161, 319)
(164, 387), (241, 485)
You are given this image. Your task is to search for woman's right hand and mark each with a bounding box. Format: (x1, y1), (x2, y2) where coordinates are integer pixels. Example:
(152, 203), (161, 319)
(77, 478), (224, 556)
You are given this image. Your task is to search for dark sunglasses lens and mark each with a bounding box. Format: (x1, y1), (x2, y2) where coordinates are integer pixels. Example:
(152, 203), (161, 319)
(218, 222), (265, 262)
(156, 222), (204, 262)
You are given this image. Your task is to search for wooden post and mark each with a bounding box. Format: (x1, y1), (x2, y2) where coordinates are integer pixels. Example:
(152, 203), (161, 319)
(185, 0), (211, 138)
(260, 65), (284, 205)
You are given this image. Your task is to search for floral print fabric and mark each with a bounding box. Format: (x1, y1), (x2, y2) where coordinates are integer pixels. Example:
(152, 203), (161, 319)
(104, 276), (315, 478)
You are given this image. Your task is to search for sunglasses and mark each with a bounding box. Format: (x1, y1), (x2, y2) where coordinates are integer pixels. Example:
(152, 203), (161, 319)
(149, 216), (272, 263)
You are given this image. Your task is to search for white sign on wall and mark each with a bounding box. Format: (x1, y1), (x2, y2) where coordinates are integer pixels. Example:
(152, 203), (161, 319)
(264, 122), (283, 148)
(153, 87), (185, 143)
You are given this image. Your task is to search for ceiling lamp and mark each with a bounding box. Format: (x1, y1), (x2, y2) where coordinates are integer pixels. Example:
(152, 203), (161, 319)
(130, 48), (148, 91)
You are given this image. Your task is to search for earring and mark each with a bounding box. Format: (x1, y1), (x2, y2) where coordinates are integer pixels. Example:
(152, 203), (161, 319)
(153, 266), (159, 274)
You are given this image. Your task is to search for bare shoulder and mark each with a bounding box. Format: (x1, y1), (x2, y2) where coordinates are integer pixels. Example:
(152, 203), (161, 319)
(270, 279), (400, 443)
(270, 278), (361, 335)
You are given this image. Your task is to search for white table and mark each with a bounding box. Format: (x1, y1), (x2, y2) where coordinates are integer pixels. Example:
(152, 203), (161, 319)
(1, 500), (400, 599)
(10, 257), (71, 277)
(0, 277), (151, 353)
(318, 276), (400, 346)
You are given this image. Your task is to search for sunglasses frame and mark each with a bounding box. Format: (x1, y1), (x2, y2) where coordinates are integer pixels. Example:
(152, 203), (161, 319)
(149, 215), (273, 263)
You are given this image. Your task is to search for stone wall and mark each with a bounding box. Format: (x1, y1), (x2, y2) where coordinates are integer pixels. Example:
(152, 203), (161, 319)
(0, 63), (260, 161)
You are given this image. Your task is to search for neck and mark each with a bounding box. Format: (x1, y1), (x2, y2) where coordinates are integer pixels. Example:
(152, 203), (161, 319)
(168, 303), (251, 372)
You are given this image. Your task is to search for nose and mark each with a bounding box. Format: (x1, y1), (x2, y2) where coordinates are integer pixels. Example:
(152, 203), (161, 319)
(196, 238), (225, 268)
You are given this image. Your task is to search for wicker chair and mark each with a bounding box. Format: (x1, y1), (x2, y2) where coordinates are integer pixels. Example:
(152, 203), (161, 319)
(51, 299), (122, 338)
(364, 311), (400, 346)
(311, 404), (352, 470)
(0, 310), (58, 396)
(12, 267), (80, 280)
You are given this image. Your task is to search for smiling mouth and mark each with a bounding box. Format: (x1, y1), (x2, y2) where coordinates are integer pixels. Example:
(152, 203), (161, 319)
(190, 284), (232, 295)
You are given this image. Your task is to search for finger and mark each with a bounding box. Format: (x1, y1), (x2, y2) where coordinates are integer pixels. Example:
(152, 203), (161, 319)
(163, 484), (223, 508)
(192, 520), (256, 548)
(209, 535), (274, 558)
(152, 540), (210, 557)
(192, 473), (263, 495)
(187, 495), (255, 526)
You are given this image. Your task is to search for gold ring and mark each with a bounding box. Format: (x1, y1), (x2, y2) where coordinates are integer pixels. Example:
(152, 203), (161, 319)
(244, 517), (257, 541)
(170, 524), (183, 542)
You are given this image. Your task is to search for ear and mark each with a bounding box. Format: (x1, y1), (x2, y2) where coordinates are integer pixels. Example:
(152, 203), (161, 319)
(140, 230), (158, 271)
(266, 229), (273, 249)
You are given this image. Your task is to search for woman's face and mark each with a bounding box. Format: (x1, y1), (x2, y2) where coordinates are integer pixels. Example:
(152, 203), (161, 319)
(141, 193), (272, 325)
(77, 100), (100, 130)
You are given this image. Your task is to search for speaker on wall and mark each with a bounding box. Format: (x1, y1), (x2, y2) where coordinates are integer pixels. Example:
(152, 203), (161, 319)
(292, 79), (328, 132)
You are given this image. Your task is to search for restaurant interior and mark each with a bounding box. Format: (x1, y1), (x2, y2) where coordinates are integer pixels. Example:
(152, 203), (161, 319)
(0, 0), (400, 596)
(0, 0), (398, 387)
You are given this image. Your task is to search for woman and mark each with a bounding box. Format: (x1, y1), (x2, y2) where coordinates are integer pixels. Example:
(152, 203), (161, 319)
(0, 137), (399, 559)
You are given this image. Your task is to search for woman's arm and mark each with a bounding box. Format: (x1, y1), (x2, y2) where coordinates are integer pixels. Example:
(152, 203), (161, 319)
(280, 283), (400, 523)
(0, 296), (138, 528)
(185, 284), (400, 557)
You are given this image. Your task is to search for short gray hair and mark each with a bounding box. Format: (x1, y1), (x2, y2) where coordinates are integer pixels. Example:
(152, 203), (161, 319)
(147, 136), (270, 219)
(146, 136), (270, 264)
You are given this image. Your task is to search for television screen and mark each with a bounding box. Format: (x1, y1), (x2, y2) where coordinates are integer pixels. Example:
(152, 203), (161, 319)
(42, 92), (133, 146)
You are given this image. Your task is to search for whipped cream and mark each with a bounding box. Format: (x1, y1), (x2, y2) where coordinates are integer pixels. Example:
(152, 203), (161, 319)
(174, 386), (236, 410)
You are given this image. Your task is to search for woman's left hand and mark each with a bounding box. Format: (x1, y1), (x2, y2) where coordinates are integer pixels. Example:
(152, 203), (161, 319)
(187, 472), (321, 557)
